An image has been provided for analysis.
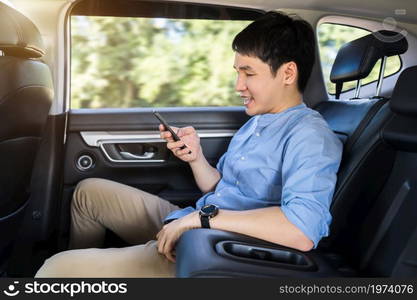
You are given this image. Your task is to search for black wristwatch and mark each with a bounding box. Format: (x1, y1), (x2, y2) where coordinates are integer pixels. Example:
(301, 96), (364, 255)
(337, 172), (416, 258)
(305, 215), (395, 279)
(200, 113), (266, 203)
(199, 204), (219, 228)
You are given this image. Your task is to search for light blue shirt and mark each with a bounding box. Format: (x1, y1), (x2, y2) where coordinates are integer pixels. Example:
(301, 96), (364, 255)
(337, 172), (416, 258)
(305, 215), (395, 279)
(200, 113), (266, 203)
(164, 103), (343, 247)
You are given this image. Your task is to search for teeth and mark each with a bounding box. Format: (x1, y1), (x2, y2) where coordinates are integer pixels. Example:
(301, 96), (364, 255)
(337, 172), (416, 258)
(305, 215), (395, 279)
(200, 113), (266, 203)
(243, 97), (252, 105)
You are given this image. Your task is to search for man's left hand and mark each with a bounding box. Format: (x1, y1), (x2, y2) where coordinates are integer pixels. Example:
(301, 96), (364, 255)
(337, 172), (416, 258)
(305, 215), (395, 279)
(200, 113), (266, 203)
(156, 211), (200, 263)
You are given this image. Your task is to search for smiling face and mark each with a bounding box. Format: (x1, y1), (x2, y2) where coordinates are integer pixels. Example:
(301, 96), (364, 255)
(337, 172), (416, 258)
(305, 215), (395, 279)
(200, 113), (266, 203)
(233, 53), (302, 116)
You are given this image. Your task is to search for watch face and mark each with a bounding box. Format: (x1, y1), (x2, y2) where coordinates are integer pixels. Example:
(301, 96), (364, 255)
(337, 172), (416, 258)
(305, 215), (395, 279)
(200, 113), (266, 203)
(201, 204), (218, 216)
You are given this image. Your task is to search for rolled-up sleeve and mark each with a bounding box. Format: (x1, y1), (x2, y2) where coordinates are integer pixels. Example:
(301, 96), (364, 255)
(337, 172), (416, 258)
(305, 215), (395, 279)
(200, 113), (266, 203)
(280, 124), (342, 248)
(216, 151), (227, 175)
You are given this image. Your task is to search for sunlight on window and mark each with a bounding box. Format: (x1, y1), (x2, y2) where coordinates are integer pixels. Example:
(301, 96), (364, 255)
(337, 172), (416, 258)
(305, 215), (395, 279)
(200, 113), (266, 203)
(71, 16), (250, 109)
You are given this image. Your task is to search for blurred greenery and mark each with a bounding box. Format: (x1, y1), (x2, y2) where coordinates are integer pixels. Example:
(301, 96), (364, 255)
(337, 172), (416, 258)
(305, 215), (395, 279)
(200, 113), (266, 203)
(71, 16), (250, 108)
(71, 18), (402, 109)
(318, 23), (401, 95)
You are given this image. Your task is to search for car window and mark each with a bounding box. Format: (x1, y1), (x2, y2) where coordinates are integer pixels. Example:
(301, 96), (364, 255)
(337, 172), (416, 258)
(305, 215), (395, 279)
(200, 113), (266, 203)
(71, 16), (251, 109)
(317, 23), (402, 95)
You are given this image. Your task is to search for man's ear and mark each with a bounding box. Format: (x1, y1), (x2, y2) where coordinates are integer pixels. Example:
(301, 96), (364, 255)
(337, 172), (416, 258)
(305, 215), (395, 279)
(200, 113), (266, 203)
(282, 62), (298, 86)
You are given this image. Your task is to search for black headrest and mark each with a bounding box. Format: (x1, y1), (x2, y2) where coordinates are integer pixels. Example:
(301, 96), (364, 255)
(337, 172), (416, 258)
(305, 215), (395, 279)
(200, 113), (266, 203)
(0, 2), (45, 58)
(330, 30), (408, 84)
(390, 66), (417, 116)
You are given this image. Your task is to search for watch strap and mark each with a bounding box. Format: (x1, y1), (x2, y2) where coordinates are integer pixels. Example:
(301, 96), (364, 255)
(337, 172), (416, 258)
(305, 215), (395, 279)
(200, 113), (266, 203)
(200, 215), (210, 228)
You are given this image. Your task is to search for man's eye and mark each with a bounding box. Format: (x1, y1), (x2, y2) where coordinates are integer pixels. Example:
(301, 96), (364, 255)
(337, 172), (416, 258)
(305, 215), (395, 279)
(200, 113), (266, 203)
(246, 73), (255, 77)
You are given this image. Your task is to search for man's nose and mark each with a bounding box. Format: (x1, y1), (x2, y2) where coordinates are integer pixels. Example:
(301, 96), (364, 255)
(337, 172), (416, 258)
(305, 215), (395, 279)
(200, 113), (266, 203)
(235, 75), (247, 92)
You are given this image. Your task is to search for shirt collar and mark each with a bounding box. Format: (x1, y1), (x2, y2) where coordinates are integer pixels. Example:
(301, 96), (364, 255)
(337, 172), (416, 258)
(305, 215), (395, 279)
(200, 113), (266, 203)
(256, 103), (307, 128)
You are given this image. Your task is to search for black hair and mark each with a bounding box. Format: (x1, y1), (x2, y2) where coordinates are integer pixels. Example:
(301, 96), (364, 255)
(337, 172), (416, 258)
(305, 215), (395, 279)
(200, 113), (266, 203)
(232, 11), (315, 93)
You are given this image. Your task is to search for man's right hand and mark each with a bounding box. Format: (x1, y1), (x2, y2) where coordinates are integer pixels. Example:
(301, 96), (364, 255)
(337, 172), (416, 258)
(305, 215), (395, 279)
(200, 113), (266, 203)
(159, 124), (202, 163)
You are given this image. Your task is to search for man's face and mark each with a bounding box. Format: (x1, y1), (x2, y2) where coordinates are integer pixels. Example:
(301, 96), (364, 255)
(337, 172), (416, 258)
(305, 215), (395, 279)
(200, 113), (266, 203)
(233, 53), (289, 116)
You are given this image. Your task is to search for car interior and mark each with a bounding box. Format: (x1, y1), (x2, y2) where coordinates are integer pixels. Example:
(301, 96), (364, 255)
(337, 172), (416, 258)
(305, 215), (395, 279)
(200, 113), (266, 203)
(1, 0), (417, 278)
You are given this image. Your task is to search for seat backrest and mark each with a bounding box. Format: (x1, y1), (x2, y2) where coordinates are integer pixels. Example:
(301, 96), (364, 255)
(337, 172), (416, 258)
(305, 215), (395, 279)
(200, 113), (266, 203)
(318, 64), (417, 276)
(0, 2), (53, 263)
(353, 66), (417, 276)
(315, 31), (408, 255)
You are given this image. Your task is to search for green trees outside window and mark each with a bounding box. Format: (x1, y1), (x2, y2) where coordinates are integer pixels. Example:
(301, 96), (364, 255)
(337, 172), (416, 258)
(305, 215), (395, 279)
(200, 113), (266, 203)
(71, 18), (402, 109)
(71, 16), (250, 109)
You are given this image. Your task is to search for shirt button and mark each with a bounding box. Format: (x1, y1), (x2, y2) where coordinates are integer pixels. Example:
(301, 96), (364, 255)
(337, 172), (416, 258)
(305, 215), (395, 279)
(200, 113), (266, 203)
(216, 193), (221, 197)
(255, 132), (260, 136)
(236, 181), (239, 185)
(240, 156), (245, 160)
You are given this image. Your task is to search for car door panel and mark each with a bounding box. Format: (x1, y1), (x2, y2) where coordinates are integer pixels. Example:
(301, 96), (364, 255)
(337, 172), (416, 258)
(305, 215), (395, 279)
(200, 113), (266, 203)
(58, 107), (250, 245)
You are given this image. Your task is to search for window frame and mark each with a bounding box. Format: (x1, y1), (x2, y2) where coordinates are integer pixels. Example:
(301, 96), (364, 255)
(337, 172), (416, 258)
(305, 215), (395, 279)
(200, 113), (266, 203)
(67, 0), (264, 110)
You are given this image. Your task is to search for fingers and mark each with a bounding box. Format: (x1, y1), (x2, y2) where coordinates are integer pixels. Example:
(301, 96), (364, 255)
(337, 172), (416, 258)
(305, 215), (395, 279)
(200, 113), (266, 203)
(175, 147), (192, 156)
(159, 125), (179, 142)
(160, 125), (195, 139)
(159, 124), (179, 132)
(161, 231), (176, 263)
(157, 230), (165, 254)
(163, 240), (176, 263)
(165, 250), (176, 263)
(166, 140), (185, 150)
(159, 125), (196, 161)
(160, 129), (174, 142)
(167, 141), (192, 155)
(156, 227), (176, 263)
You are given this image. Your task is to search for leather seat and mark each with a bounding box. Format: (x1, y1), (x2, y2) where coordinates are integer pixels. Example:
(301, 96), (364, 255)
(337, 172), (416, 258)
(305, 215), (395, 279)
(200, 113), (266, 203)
(0, 3), (53, 274)
(370, 67), (417, 276)
(314, 31), (407, 254)
(336, 66), (417, 276)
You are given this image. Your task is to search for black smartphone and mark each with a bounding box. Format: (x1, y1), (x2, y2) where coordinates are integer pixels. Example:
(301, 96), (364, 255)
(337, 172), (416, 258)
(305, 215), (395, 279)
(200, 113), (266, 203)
(153, 110), (190, 153)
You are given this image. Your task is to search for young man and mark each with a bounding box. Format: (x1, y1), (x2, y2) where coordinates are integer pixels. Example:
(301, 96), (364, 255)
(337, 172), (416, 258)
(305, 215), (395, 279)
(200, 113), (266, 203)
(36, 11), (342, 277)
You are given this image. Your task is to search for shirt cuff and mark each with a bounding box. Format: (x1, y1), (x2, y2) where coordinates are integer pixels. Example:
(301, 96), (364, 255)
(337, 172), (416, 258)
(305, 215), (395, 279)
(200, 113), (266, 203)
(163, 219), (176, 225)
(163, 206), (196, 224)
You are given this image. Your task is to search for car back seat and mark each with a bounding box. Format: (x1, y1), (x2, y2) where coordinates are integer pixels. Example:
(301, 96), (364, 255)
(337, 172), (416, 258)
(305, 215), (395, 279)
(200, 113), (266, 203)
(0, 3), (53, 275)
(337, 66), (417, 276)
(314, 31), (408, 255)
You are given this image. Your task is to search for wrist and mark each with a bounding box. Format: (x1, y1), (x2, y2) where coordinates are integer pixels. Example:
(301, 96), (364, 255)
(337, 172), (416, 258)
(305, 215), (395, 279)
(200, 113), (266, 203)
(182, 211), (200, 230)
(189, 148), (204, 165)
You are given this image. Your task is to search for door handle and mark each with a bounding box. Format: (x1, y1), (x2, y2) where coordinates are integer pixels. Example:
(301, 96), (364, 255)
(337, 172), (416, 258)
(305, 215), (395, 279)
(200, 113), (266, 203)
(120, 151), (156, 160)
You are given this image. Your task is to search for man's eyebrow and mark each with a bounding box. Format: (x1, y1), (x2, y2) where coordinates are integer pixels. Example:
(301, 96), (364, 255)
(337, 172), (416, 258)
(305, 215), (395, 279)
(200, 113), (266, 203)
(233, 65), (255, 71)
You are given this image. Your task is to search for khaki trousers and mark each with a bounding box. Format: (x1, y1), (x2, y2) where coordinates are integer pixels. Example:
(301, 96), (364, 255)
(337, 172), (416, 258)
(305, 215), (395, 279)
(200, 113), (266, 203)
(35, 178), (181, 278)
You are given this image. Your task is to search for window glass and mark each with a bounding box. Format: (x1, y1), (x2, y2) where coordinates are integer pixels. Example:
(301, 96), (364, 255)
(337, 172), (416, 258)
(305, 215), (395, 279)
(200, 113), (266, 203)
(317, 23), (401, 95)
(71, 16), (251, 109)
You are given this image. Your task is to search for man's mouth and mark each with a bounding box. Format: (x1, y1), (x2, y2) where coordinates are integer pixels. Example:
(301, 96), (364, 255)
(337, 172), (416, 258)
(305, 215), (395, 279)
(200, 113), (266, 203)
(241, 96), (254, 105)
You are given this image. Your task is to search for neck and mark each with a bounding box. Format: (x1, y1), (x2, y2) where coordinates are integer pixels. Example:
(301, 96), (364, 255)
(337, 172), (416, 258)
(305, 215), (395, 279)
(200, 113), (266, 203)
(269, 89), (303, 114)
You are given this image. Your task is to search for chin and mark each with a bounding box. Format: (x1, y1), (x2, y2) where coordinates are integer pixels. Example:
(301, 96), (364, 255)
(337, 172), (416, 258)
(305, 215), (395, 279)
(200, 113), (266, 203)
(245, 108), (256, 116)
(246, 106), (263, 116)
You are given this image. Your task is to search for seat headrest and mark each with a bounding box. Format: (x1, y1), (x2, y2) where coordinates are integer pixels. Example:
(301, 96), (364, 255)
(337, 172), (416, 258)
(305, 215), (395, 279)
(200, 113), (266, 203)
(390, 66), (417, 116)
(330, 30), (408, 84)
(0, 2), (45, 58)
